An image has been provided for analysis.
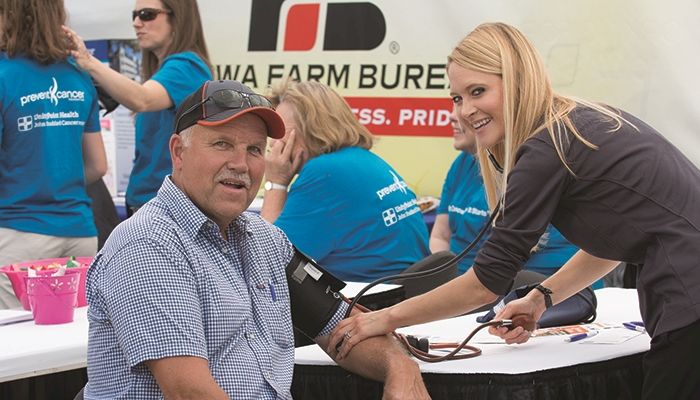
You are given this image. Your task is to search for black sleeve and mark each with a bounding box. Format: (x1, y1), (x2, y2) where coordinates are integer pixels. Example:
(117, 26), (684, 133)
(473, 137), (572, 295)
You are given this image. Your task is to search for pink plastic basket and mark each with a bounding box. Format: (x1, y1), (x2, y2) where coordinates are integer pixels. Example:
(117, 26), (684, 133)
(26, 269), (80, 325)
(1, 257), (92, 310)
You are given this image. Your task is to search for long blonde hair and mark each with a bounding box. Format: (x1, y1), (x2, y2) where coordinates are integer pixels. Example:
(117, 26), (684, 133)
(268, 79), (374, 158)
(448, 22), (628, 211)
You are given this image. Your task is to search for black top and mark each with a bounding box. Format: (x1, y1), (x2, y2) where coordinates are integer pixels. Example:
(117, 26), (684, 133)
(474, 105), (700, 337)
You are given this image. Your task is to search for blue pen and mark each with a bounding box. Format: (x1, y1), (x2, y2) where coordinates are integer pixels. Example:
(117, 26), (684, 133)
(623, 322), (646, 333)
(268, 280), (277, 302)
(565, 330), (599, 342)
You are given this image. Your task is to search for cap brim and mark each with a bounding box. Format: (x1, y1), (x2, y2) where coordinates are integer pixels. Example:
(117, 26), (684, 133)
(197, 106), (285, 139)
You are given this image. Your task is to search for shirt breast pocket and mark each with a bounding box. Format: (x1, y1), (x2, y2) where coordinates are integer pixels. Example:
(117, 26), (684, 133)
(253, 280), (294, 348)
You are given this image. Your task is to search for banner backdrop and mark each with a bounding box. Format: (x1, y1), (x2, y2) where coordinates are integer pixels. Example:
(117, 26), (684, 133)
(65, 0), (700, 196)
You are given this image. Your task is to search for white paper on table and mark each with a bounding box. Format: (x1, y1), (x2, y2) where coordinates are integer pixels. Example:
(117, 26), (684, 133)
(579, 328), (645, 344)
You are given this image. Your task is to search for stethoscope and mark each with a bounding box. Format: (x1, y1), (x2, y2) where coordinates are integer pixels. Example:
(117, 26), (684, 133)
(337, 150), (521, 362)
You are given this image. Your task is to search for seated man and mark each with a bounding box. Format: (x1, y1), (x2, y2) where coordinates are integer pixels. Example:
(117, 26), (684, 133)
(83, 80), (428, 399)
(261, 79), (430, 282)
(431, 108), (603, 288)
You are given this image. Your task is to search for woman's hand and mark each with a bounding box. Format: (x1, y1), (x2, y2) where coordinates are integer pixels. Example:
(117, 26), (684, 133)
(328, 308), (396, 360)
(487, 296), (544, 344)
(265, 129), (306, 185)
(62, 26), (97, 72)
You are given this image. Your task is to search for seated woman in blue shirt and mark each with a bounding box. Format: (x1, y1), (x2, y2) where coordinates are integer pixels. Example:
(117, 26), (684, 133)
(430, 108), (603, 288)
(261, 80), (430, 282)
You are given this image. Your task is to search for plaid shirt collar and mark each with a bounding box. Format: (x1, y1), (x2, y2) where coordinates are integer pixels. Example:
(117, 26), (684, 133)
(157, 176), (253, 240)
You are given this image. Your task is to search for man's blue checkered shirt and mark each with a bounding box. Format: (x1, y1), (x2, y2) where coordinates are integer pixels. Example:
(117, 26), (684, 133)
(84, 177), (344, 399)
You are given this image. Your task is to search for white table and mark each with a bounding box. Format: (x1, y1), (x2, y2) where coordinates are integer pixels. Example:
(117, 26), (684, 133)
(1, 288), (649, 398)
(293, 288), (650, 399)
(0, 307), (88, 383)
(296, 288), (649, 373)
(341, 281), (401, 297)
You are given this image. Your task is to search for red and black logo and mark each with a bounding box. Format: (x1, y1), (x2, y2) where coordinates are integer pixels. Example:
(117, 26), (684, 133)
(248, 1), (386, 51)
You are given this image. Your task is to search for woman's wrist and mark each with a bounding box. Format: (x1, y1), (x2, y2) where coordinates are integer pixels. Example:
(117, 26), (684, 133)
(80, 54), (101, 74)
(264, 173), (292, 186)
(385, 304), (407, 331)
(526, 289), (549, 317)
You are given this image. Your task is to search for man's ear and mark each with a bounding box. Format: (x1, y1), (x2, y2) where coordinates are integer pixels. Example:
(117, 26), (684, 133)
(170, 133), (184, 170)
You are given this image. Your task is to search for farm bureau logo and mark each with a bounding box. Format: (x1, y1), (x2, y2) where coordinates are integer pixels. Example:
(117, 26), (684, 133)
(248, 0), (386, 51)
(20, 77), (85, 107)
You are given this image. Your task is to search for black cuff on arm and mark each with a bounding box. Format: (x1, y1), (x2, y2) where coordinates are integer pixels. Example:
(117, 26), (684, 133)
(286, 249), (346, 339)
(533, 284), (553, 309)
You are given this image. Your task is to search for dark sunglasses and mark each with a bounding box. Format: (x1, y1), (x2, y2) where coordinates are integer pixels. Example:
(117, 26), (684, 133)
(132, 8), (172, 22)
(175, 89), (274, 133)
(209, 89), (274, 110)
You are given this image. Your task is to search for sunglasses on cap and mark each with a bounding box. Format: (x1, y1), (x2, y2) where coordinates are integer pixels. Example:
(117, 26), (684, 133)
(132, 8), (172, 22)
(174, 88), (274, 134)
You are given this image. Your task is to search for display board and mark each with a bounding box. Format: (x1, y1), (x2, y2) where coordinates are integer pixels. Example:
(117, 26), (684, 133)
(65, 0), (700, 196)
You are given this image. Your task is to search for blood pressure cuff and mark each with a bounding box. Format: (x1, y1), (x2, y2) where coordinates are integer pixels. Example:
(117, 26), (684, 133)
(286, 248), (346, 339)
(476, 283), (597, 328)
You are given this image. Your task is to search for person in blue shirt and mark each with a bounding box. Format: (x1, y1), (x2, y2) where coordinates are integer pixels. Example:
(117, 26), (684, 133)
(0, 0), (107, 309)
(430, 107), (603, 288)
(65, 0), (212, 213)
(261, 80), (430, 282)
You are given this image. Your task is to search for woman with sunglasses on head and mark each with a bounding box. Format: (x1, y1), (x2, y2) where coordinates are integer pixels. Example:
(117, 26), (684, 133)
(65, 0), (212, 215)
(330, 22), (700, 399)
(0, 0), (107, 308)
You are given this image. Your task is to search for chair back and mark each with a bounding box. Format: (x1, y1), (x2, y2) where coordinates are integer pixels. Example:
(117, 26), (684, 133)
(393, 251), (458, 298)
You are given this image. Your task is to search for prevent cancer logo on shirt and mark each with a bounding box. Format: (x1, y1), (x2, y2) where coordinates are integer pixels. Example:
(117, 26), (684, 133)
(375, 171), (408, 200)
(19, 77), (86, 107)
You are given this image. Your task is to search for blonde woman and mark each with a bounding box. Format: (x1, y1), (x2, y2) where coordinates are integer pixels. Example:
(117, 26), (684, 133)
(261, 80), (430, 282)
(330, 22), (700, 399)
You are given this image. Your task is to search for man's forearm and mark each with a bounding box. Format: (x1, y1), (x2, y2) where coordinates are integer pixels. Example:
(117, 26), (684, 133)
(330, 332), (416, 381)
(317, 330), (428, 399)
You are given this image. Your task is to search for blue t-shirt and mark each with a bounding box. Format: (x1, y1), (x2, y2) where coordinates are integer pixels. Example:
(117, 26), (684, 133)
(126, 51), (211, 207)
(0, 54), (100, 237)
(438, 153), (602, 288)
(275, 147), (430, 282)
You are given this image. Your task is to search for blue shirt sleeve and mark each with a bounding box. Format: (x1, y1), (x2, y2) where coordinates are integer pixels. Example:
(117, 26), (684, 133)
(97, 238), (208, 367)
(151, 52), (211, 108)
(275, 162), (339, 261)
(0, 103), (4, 148)
(84, 86), (101, 133)
(0, 68), (5, 147)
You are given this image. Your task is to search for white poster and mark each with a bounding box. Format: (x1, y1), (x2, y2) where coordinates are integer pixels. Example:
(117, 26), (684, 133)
(66, 0), (700, 196)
